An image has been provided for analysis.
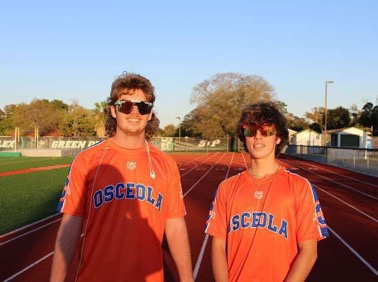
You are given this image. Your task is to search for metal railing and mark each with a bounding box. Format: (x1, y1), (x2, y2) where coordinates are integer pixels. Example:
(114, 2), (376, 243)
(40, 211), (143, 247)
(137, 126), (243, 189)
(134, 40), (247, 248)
(285, 145), (378, 177)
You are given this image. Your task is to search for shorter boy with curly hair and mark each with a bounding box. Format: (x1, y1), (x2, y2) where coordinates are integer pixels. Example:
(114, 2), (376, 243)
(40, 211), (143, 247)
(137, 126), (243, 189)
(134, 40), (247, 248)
(205, 102), (328, 281)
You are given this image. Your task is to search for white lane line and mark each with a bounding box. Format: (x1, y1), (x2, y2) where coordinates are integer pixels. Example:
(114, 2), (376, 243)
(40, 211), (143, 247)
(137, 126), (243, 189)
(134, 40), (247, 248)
(180, 153), (220, 177)
(316, 185), (377, 222)
(193, 152), (235, 280)
(328, 226), (378, 276)
(281, 159), (377, 200)
(193, 233), (210, 279)
(0, 213), (60, 240)
(4, 252), (53, 282)
(299, 160), (378, 188)
(225, 153), (235, 180)
(183, 153), (227, 197)
(176, 153), (217, 173)
(0, 218), (61, 247)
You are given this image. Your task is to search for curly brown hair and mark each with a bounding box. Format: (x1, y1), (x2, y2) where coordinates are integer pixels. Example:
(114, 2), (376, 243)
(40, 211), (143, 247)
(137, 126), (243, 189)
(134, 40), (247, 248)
(236, 102), (288, 156)
(105, 72), (160, 140)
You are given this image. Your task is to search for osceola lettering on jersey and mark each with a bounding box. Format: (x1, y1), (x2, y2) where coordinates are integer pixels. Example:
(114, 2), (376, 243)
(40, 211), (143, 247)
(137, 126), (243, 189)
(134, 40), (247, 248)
(229, 211), (288, 239)
(93, 182), (163, 211)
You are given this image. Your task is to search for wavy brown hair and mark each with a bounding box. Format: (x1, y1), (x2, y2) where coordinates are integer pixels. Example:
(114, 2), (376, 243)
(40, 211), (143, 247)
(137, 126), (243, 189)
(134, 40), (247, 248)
(105, 72), (160, 140)
(236, 102), (288, 155)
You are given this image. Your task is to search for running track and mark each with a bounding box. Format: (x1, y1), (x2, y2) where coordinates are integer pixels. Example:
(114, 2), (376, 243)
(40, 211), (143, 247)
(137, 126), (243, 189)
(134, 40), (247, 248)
(0, 153), (377, 281)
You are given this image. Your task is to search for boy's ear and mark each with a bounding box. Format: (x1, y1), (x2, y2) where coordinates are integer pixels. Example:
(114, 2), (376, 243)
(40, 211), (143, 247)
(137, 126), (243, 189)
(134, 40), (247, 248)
(276, 138), (281, 145)
(110, 105), (117, 118)
(148, 109), (153, 121)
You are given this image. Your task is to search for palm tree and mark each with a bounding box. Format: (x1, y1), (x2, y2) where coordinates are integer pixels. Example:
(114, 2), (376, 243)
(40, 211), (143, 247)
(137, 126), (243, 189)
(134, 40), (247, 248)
(93, 101), (107, 138)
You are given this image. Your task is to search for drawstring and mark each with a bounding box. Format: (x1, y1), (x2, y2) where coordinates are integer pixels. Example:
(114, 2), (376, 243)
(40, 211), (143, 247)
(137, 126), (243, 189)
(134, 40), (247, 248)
(145, 140), (156, 179)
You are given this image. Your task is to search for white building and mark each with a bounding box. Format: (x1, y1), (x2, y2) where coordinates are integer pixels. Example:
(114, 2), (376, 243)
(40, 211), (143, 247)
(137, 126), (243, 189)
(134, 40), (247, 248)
(327, 127), (372, 148)
(290, 129), (322, 146)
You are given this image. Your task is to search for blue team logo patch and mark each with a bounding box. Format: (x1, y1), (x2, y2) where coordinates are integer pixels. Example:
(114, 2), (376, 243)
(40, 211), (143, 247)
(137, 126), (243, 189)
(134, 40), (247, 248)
(57, 181), (70, 212)
(314, 201), (329, 237)
(314, 201), (326, 226)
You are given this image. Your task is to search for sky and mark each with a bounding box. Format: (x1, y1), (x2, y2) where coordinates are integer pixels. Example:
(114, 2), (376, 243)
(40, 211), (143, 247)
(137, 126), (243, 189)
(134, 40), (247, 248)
(1, 0), (377, 128)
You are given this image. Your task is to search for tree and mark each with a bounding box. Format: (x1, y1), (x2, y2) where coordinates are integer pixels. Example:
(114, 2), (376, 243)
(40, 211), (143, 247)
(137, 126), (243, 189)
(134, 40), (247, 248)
(0, 108), (5, 120)
(372, 106), (378, 131)
(179, 117), (196, 137)
(305, 107), (324, 127)
(0, 117), (14, 136)
(12, 99), (61, 135)
(154, 127), (165, 137)
(189, 72), (275, 138)
(276, 101), (309, 132)
(359, 102), (378, 131)
(327, 107), (351, 129)
(359, 102), (373, 127)
(0, 105), (16, 136)
(359, 102), (378, 134)
(3, 104), (17, 119)
(179, 108), (203, 138)
(309, 123), (322, 133)
(274, 100), (289, 117)
(61, 104), (96, 137)
(162, 124), (176, 137)
(93, 101), (107, 137)
(49, 99), (69, 112)
(287, 114), (309, 132)
(349, 104), (361, 127)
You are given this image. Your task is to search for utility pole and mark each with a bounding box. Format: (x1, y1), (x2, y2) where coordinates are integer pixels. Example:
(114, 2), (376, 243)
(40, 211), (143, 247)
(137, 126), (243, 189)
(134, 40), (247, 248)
(176, 117), (181, 142)
(324, 80), (334, 146)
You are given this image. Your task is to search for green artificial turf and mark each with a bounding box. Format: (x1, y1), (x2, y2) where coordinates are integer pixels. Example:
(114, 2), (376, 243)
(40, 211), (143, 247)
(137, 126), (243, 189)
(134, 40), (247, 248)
(0, 156), (73, 173)
(0, 167), (69, 235)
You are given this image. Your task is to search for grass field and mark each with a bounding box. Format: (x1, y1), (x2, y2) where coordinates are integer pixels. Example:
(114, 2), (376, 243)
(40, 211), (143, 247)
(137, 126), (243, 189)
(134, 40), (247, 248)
(0, 157), (73, 235)
(0, 156), (73, 173)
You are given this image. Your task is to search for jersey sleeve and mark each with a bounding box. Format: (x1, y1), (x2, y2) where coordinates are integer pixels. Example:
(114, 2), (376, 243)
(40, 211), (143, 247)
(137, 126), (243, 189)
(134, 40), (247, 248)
(165, 157), (186, 219)
(205, 182), (228, 241)
(295, 178), (329, 242)
(57, 154), (88, 216)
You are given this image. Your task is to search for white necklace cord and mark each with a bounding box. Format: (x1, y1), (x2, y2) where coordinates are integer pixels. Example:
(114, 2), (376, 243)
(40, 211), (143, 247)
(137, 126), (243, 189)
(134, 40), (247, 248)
(145, 140), (156, 179)
(76, 139), (110, 281)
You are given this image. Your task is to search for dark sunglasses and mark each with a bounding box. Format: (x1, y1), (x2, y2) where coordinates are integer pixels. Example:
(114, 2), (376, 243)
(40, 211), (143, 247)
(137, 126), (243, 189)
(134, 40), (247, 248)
(242, 124), (276, 137)
(114, 100), (154, 115)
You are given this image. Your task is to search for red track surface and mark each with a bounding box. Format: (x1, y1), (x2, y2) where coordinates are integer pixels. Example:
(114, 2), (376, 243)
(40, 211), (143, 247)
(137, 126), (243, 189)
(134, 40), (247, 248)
(0, 153), (377, 281)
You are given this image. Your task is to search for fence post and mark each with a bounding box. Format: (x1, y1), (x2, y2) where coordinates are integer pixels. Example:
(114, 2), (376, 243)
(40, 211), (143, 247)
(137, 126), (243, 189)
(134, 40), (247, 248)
(366, 149), (370, 172)
(353, 149), (356, 168)
(14, 127), (17, 152)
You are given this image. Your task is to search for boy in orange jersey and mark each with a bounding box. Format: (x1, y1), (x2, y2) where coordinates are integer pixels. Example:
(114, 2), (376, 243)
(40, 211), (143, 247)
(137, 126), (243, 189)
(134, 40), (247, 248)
(205, 102), (328, 281)
(50, 72), (193, 282)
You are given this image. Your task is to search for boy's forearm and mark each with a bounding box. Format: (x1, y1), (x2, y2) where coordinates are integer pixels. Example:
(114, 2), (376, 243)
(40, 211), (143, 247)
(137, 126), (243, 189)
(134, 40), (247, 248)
(165, 217), (194, 281)
(50, 215), (83, 282)
(211, 236), (228, 282)
(285, 240), (318, 282)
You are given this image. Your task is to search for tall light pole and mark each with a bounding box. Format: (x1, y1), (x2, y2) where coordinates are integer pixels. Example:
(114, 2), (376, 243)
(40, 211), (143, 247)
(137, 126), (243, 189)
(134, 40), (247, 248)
(324, 80), (334, 146)
(176, 116), (181, 142)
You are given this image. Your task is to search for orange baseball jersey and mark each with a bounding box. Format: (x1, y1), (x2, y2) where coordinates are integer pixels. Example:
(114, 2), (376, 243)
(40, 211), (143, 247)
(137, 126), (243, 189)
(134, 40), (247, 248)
(205, 167), (328, 281)
(58, 139), (186, 282)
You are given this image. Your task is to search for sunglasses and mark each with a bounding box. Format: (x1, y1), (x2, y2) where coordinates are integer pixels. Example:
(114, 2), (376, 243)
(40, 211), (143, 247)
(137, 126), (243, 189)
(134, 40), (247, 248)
(114, 100), (153, 115)
(242, 124), (276, 137)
